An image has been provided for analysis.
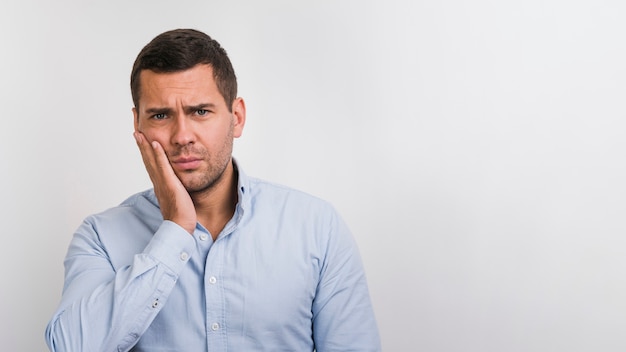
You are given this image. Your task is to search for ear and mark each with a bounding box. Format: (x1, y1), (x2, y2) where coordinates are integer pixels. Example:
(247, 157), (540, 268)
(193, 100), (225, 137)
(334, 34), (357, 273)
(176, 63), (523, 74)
(231, 97), (246, 138)
(132, 107), (139, 131)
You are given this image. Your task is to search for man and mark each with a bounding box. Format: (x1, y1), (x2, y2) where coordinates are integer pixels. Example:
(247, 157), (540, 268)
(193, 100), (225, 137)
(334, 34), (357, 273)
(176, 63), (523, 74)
(45, 28), (380, 351)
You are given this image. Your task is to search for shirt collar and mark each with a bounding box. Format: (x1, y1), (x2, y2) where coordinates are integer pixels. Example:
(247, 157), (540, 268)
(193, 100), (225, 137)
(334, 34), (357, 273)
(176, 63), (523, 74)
(232, 157), (251, 217)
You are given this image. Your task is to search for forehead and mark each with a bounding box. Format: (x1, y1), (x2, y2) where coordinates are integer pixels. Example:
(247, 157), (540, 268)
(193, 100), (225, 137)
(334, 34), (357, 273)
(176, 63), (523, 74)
(138, 64), (223, 107)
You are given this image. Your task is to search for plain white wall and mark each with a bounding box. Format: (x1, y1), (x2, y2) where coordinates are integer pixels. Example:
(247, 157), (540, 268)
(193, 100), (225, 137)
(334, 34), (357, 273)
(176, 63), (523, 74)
(2, 0), (626, 351)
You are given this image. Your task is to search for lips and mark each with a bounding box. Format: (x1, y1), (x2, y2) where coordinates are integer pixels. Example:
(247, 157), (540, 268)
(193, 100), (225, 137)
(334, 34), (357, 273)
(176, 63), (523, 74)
(171, 157), (202, 171)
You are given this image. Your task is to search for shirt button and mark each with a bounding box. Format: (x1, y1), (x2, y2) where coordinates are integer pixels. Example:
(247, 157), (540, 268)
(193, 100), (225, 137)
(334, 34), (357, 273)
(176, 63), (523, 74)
(211, 322), (220, 331)
(199, 233), (208, 241)
(180, 252), (189, 261)
(208, 276), (217, 284)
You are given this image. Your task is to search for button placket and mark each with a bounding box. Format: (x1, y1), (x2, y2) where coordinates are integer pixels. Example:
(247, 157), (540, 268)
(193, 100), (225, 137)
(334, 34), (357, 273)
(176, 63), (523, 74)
(204, 238), (226, 348)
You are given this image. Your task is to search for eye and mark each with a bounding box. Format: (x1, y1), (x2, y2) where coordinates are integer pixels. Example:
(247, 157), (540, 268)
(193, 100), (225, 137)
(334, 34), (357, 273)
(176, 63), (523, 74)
(196, 109), (209, 116)
(152, 113), (167, 120)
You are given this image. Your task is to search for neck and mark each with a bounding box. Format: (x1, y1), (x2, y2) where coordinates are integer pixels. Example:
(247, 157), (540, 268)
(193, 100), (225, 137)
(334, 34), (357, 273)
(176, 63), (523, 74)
(191, 160), (238, 239)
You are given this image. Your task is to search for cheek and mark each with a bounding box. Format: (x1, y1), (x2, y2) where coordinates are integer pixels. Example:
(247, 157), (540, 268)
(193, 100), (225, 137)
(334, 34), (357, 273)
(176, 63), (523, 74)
(139, 127), (167, 145)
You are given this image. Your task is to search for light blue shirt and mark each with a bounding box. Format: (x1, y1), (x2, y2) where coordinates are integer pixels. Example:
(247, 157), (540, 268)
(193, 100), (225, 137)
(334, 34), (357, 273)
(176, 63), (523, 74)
(45, 161), (380, 351)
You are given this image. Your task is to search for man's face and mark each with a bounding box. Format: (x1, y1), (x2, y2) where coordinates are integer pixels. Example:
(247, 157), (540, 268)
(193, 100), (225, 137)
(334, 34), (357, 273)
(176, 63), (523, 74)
(133, 64), (245, 193)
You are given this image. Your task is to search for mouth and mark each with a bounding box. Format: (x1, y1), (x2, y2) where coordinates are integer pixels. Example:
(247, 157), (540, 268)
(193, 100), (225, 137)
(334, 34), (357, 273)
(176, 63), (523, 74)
(171, 157), (202, 171)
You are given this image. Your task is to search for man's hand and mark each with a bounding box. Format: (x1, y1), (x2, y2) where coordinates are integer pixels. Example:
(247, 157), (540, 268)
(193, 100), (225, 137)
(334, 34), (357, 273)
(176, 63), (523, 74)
(134, 132), (197, 234)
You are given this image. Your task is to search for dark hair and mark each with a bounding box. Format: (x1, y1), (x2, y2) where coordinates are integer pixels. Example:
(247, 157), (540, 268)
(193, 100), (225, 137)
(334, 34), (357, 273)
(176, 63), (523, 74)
(130, 28), (237, 111)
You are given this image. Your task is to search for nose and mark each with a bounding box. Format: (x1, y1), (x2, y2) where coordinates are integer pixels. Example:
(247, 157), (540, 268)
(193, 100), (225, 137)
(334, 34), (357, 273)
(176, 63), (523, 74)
(170, 116), (195, 147)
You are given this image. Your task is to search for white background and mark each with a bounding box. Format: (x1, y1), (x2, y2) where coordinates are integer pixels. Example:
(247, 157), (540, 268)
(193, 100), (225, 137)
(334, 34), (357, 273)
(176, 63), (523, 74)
(2, 0), (626, 351)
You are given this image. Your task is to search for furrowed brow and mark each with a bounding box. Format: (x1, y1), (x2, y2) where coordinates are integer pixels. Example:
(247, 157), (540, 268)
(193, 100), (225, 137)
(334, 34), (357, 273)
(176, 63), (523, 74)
(184, 103), (216, 114)
(145, 107), (174, 115)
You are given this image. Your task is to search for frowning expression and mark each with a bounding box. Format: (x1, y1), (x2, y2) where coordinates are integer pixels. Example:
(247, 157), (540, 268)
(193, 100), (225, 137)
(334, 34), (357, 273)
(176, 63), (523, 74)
(133, 64), (245, 193)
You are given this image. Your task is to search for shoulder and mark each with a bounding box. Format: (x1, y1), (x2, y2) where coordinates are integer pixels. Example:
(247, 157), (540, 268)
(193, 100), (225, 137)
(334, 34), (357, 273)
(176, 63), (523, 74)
(240, 177), (349, 243)
(245, 176), (336, 213)
(73, 189), (161, 264)
(82, 189), (161, 231)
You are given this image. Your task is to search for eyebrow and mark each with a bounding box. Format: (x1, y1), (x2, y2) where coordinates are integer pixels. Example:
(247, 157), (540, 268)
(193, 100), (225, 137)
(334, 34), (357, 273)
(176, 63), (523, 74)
(145, 107), (173, 115)
(144, 103), (217, 115)
(184, 103), (217, 114)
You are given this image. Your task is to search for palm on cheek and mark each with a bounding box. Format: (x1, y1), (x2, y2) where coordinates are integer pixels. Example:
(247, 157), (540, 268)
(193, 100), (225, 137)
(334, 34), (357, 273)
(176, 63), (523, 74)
(133, 131), (197, 234)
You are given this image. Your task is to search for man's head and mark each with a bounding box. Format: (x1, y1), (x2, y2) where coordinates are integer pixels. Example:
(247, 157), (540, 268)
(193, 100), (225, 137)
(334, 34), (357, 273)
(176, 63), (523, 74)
(131, 29), (246, 195)
(130, 28), (237, 112)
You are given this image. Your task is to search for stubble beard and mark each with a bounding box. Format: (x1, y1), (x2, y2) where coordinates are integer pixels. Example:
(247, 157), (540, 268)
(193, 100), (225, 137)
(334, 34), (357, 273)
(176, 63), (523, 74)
(184, 151), (232, 196)
(177, 124), (235, 196)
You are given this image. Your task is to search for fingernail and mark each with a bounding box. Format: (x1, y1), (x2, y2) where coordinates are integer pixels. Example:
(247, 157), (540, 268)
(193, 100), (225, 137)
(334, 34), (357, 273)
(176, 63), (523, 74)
(133, 132), (140, 143)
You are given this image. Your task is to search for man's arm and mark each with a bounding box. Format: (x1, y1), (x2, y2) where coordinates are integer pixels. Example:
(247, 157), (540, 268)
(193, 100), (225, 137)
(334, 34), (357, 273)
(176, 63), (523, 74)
(45, 220), (194, 351)
(46, 133), (198, 351)
(312, 211), (382, 351)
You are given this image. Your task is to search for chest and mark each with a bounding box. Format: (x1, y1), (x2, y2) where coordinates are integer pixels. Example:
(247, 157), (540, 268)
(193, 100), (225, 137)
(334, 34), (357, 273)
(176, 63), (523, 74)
(137, 226), (322, 350)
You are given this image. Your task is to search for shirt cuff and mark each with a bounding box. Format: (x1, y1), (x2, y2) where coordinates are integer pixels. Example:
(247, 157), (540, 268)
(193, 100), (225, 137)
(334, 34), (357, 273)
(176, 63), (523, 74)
(142, 220), (195, 272)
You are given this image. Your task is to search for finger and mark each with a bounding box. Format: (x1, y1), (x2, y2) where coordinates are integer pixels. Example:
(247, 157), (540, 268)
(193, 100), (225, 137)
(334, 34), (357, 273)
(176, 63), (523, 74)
(134, 131), (153, 163)
(150, 140), (178, 179)
(133, 131), (160, 184)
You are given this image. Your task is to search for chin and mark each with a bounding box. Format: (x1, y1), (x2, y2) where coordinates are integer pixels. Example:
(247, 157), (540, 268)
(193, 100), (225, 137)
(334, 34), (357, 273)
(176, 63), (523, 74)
(184, 178), (216, 194)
